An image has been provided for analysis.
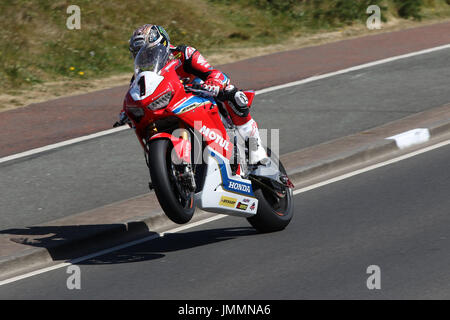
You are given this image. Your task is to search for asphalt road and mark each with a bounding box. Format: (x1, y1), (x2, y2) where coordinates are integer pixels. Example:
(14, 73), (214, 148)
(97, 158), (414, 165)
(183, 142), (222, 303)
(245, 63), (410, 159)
(0, 48), (449, 230)
(1, 139), (449, 299)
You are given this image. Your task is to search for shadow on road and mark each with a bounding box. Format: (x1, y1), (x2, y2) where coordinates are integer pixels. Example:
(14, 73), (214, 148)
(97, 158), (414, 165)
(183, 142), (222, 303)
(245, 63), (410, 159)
(0, 224), (256, 265)
(79, 227), (257, 265)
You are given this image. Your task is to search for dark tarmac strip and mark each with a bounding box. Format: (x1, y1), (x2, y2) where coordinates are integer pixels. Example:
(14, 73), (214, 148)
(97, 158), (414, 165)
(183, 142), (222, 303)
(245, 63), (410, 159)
(1, 142), (448, 299)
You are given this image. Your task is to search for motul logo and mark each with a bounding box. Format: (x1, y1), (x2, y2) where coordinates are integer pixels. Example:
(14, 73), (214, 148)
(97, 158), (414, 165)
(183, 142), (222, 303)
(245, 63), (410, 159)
(199, 126), (230, 151)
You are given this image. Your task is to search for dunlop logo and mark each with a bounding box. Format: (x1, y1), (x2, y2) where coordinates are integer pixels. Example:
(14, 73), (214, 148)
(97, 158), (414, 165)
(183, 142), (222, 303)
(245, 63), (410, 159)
(219, 196), (237, 208)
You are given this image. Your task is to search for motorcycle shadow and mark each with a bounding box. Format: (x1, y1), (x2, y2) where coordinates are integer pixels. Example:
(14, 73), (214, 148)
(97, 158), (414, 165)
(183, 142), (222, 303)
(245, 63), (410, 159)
(0, 224), (256, 265)
(79, 226), (258, 265)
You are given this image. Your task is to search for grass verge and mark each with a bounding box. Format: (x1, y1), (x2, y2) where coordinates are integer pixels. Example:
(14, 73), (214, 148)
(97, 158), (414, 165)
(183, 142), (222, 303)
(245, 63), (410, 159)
(0, 0), (449, 111)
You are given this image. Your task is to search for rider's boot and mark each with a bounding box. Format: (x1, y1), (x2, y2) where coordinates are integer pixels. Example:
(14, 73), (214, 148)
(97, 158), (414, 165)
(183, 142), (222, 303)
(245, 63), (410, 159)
(221, 85), (270, 168)
(235, 118), (269, 166)
(237, 119), (292, 187)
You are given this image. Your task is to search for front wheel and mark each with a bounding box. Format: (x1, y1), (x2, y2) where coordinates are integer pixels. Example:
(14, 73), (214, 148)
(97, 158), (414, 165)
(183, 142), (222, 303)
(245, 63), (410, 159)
(148, 139), (195, 224)
(247, 161), (294, 233)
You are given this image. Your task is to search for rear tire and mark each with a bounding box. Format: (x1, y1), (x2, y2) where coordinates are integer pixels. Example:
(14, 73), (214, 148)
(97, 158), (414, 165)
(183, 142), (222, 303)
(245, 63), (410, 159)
(148, 139), (195, 224)
(247, 160), (294, 233)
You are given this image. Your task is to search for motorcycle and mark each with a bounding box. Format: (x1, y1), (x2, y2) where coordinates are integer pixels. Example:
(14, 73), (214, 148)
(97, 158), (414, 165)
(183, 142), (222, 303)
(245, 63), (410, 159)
(115, 43), (294, 232)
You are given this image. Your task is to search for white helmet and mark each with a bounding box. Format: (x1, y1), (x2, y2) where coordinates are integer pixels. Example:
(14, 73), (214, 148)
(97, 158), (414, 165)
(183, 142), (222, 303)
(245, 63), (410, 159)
(129, 24), (170, 58)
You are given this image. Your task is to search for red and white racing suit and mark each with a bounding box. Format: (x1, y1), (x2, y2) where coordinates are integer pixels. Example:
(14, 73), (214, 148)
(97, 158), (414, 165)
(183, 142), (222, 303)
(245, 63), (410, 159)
(124, 45), (267, 164)
(169, 45), (267, 164)
(169, 45), (250, 124)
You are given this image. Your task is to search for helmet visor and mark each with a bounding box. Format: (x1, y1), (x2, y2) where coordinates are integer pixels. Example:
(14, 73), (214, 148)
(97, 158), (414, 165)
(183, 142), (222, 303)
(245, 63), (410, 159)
(134, 43), (169, 75)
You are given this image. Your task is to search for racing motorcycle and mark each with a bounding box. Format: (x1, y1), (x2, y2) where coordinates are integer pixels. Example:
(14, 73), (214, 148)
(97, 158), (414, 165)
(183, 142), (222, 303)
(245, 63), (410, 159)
(115, 43), (294, 232)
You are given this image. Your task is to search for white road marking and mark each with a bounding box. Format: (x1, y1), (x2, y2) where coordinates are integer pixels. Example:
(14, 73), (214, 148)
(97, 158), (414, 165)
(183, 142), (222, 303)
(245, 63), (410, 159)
(256, 44), (450, 95)
(1, 44), (449, 164)
(1, 139), (449, 286)
(0, 215), (226, 286)
(293, 138), (450, 195)
(0, 126), (129, 164)
(386, 128), (430, 149)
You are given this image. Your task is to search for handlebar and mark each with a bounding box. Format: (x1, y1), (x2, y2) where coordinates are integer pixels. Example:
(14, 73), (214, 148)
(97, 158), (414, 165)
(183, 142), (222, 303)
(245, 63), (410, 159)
(113, 120), (126, 128)
(184, 83), (229, 101)
(183, 83), (210, 95)
(113, 112), (130, 128)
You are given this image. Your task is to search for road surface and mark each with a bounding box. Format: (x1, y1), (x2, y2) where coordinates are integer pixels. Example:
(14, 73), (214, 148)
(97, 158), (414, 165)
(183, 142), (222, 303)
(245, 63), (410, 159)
(0, 48), (449, 229)
(1, 139), (449, 299)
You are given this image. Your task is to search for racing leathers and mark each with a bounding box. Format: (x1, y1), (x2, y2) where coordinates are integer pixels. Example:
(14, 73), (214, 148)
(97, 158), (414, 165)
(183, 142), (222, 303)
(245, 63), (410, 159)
(120, 44), (268, 165)
(169, 44), (267, 165)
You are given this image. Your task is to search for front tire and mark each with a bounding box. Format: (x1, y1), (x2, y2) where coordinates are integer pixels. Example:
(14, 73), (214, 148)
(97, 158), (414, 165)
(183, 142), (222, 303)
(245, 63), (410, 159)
(148, 139), (195, 224)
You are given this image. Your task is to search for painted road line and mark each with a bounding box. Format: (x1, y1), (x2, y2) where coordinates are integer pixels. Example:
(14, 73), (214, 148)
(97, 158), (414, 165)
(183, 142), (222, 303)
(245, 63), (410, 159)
(292, 138), (450, 195)
(1, 44), (449, 165)
(0, 126), (129, 164)
(0, 215), (226, 286)
(1, 139), (449, 286)
(257, 44), (450, 95)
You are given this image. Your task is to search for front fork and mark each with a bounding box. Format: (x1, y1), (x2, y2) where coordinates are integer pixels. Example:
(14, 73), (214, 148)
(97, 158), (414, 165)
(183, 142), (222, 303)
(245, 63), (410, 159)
(143, 122), (196, 192)
(175, 122), (196, 192)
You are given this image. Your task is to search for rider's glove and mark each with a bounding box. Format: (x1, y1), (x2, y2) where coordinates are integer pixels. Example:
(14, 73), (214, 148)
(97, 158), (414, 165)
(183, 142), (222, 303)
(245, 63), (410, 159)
(113, 111), (129, 127)
(119, 111), (128, 122)
(201, 78), (223, 97)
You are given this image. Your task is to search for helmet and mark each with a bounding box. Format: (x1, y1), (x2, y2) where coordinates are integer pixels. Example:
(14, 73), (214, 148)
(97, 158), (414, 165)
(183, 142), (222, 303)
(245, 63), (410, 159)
(129, 24), (170, 58)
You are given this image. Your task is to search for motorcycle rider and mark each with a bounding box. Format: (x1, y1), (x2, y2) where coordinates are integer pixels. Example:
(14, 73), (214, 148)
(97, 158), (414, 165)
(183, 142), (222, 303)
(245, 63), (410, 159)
(119, 24), (268, 166)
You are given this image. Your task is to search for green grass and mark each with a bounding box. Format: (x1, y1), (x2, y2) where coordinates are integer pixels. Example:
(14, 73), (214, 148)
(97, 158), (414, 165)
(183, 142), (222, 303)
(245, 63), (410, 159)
(0, 0), (449, 92)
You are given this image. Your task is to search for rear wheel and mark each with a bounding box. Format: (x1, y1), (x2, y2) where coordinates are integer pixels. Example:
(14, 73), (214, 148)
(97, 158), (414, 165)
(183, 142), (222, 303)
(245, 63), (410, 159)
(148, 139), (195, 224)
(247, 160), (294, 233)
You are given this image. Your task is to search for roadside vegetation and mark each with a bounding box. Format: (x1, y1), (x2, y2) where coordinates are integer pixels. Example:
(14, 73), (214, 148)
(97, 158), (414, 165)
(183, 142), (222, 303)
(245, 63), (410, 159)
(1, 0), (449, 107)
